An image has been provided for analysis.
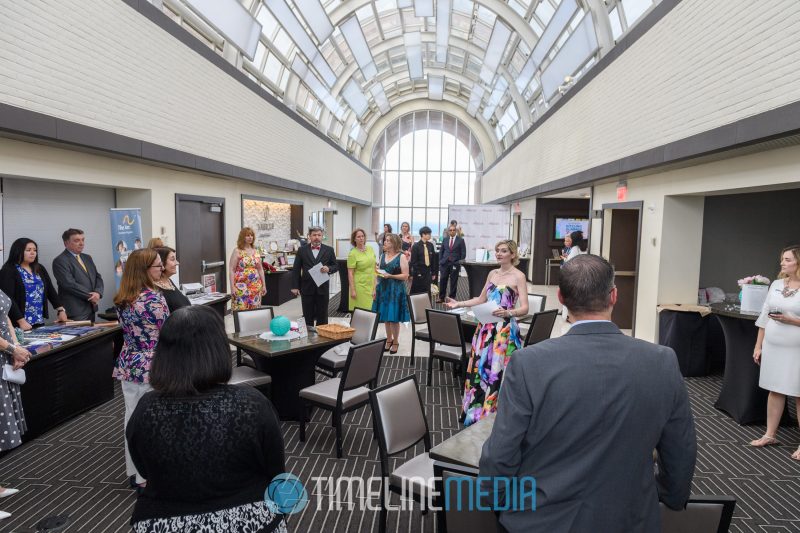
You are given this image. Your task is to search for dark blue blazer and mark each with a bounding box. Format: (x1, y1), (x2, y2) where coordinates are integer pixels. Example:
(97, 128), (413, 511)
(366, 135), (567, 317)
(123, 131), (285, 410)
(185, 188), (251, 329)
(439, 236), (466, 267)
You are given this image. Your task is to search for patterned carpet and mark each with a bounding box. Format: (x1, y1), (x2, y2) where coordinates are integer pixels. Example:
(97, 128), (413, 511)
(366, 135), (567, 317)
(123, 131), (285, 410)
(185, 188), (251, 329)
(0, 357), (799, 532)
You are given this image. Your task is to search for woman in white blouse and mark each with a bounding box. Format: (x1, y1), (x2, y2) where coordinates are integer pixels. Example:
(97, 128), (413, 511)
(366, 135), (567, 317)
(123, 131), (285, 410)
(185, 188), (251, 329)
(751, 245), (800, 460)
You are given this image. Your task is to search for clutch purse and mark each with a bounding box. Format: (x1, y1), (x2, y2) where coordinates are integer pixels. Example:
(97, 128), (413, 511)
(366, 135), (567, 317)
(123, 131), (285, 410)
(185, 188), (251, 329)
(2, 364), (26, 385)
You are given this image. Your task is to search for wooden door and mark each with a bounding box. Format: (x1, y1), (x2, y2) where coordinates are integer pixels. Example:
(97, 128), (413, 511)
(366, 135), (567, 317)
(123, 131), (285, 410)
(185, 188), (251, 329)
(601, 203), (642, 332)
(175, 194), (226, 292)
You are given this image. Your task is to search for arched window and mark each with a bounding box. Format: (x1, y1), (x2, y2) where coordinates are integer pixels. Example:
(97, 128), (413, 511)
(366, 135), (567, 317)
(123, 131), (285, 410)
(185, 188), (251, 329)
(371, 111), (483, 238)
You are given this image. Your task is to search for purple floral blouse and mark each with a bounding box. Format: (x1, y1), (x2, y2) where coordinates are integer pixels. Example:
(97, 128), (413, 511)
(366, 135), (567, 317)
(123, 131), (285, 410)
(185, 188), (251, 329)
(113, 289), (169, 384)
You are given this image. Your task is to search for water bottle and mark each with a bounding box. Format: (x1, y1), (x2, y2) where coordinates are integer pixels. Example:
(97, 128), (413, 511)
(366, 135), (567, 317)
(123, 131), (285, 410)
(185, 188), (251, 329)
(297, 316), (308, 338)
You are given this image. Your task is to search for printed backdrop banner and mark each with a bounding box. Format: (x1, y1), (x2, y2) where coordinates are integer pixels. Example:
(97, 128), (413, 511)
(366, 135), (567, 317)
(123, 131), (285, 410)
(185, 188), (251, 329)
(110, 208), (143, 290)
(448, 204), (510, 262)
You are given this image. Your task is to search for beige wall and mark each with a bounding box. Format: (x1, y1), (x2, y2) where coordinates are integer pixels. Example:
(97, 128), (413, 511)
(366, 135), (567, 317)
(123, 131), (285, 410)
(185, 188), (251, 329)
(0, 137), (359, 261)
(0, 0), (370, 202)
(482, 0), (800, 202)
(592, 144), (800, 342)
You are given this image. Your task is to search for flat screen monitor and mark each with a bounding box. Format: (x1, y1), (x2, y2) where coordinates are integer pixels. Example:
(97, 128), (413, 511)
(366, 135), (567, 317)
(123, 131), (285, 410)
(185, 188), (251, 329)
(554, 218), (589, 240)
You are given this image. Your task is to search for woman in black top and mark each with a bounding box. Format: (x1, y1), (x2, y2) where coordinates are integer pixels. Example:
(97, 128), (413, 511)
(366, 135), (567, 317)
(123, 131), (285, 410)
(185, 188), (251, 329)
(153, 247), (190, 313)
(0, 238), (67, 329)
(126, 306), (287, 532)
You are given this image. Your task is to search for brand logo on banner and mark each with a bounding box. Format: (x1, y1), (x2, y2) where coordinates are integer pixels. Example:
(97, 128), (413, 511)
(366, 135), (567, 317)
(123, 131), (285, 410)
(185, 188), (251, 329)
(110, 208), (143, 290)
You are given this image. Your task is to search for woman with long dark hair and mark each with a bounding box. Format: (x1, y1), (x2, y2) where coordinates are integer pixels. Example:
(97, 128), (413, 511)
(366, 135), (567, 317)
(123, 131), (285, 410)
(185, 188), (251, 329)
(127, 306), (286, 532)
(114, 248), (170, 491)
(0, 238), (67, 330)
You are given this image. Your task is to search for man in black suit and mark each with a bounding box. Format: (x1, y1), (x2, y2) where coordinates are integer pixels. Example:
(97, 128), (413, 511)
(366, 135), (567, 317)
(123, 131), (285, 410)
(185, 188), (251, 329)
(291, 226), (338, 326)
(438, 224), (466, 302)
(409, 226), (438, 297)
(52, 228), (105, 322)
(479, 254), (696, 532)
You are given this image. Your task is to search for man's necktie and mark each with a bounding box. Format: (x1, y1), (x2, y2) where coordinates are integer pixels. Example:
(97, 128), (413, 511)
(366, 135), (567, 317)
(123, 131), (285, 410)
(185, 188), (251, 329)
(449, 237), (454, 250)
(76, 254), (88, 273)
(423, 244), (430, 267)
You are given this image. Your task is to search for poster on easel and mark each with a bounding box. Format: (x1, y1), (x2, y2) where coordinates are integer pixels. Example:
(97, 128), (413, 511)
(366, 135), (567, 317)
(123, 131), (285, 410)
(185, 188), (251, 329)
(109, 208), (143, 290)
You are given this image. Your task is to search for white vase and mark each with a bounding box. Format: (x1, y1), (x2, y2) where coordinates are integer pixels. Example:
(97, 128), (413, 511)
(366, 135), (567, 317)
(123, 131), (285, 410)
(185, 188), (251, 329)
(741, 284), (769, 313)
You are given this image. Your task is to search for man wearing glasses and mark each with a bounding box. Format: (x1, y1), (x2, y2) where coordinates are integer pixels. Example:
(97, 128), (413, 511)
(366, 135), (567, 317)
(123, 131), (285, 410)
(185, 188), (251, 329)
(53, 228), (105, 322)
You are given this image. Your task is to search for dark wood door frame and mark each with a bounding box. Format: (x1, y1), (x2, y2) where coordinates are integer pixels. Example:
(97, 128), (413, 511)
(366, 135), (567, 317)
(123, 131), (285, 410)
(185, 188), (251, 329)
(600, 200), (643, 336)
(175, 193), (226, 290)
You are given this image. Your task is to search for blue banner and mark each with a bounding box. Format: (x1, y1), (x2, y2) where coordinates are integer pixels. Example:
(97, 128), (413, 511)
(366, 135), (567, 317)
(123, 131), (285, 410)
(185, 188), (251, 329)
(110, 208), (143, 290)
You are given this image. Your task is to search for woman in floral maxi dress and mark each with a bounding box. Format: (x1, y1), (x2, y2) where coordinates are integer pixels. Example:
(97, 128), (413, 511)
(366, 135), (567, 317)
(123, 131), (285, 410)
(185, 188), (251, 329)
(446, 240), (528, 426)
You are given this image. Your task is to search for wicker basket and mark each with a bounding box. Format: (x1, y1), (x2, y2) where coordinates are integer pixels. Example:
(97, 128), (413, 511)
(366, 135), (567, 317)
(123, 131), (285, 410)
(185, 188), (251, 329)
(316, 323), (355, 340)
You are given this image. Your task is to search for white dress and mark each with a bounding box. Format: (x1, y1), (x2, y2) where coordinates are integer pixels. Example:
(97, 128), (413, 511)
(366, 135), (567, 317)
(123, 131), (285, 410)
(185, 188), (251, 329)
(756, 279), (800, 396)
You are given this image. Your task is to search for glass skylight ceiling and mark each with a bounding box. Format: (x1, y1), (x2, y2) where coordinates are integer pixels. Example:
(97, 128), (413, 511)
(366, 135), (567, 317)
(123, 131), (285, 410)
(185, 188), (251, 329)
(159, 0), (661, 159)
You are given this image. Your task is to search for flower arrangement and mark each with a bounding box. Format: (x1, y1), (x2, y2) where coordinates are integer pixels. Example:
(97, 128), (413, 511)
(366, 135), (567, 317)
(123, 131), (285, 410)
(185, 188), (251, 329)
(737, 275), (770, 286)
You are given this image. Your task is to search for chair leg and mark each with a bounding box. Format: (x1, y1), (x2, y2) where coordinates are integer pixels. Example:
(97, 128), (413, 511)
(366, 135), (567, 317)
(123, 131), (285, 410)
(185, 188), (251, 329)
(299, 400), (307, 442)
(410, 337), (415, 366)
(379, 480), (387, 533)
(236, 347), (242, 366)
(439, 359), (443, 370)
(427, 357), (434, 386)
(334, 410), (343, 458)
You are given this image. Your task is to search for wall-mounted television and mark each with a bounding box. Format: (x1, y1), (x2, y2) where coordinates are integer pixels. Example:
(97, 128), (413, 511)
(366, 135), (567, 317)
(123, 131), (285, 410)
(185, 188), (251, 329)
(554, 217), (589, 240)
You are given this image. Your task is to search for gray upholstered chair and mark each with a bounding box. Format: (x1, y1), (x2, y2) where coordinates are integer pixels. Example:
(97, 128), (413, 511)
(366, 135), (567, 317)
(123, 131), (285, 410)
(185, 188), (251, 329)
(522, 309), (558, 347)
(229, 307), (274, 392)
(425, 309), (469, 386)
(316, 308), (379, 378)
(518, 293), (546, 337)
(299, 338), (385, 458)
(370, 375), (434, 533)
(407, 293), (432, 367)
(228, 365), (272, 391)
(433, 465), (499, 533)
(660, 495), (736, 533)
(232, 306), (274, 367)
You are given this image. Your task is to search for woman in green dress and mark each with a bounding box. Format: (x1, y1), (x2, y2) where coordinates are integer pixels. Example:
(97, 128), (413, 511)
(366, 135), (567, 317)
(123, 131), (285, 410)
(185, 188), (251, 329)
(347, 228), (377, 312)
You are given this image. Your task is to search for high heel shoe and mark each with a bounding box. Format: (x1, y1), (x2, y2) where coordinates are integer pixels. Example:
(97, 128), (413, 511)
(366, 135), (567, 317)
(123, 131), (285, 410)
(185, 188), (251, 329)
(389, 342), (399, 354)
(384, 341), (392, 352)
(0, 488), (19, 498)
(0, 510), (10, 519)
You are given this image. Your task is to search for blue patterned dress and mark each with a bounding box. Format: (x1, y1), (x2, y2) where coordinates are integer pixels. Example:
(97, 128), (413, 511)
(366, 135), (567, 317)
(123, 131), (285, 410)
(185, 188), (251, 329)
(16, 264), (45, 326)
(372, 254), (410, 323)
(461, 284), (523, 427)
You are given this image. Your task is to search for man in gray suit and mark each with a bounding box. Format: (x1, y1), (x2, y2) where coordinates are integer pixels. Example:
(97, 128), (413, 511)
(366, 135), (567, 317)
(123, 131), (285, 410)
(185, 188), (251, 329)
(479, 254), (696, 532)
(52, 228), (104, 322)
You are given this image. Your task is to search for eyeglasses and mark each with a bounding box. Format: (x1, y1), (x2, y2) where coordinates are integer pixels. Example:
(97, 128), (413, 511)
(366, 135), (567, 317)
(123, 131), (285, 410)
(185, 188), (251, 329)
(149, 263), (164, 270)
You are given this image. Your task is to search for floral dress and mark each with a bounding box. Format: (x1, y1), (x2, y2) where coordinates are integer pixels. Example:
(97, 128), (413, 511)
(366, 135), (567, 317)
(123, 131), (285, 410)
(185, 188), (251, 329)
(232, 250), (263, 311)
(17, 265), (45, 326)
(114, 289), (169, 384)
(461, 283), (523, 427)
(0, 290), (26, 451)
(372, 254), (410, 323)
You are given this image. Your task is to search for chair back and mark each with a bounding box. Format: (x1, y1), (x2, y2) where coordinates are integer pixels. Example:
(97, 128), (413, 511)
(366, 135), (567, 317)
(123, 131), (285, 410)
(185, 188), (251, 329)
(660, 496), (735, 533)
(524, 309), (558, 347)
(341, 338), (385, 392)
(234, 307), (274, 334)
(527, 293), (546, 313)
(350, 308), (379, 345)
(408, 292), (431, 325)
(438, 468), (499, 532)
(370, 376), (430, 456)
(426, 309), (464, 347)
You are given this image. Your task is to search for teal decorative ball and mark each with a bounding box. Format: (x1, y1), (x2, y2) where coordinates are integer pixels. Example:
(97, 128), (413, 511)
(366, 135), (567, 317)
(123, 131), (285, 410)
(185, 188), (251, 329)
(270, 316), (291, 336)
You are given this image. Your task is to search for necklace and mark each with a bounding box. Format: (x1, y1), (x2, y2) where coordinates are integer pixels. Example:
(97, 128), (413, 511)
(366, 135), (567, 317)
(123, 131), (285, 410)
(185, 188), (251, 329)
(155, 279), (174, 290)
(782, 279), (800, 298)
